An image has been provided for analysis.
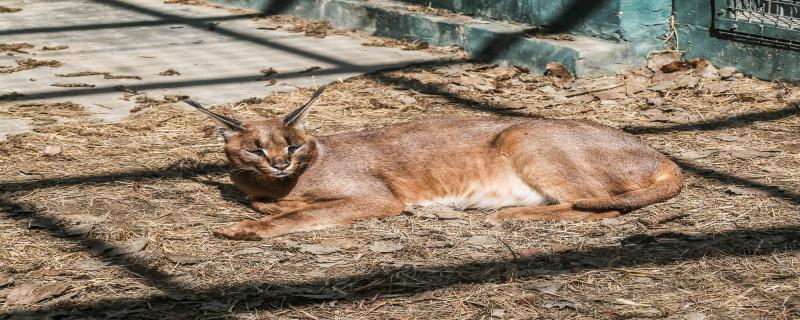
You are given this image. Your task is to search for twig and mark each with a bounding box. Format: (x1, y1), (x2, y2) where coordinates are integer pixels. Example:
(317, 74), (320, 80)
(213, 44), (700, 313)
(565, 83), (624, 97)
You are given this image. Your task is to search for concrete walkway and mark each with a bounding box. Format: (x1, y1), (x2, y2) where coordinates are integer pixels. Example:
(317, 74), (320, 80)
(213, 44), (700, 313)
(0, 0), (441, 138)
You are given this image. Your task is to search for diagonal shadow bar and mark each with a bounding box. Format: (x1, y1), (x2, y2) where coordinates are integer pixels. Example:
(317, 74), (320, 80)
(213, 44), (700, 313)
(0, 198), (183, 292)
(91, 0), (355, 68)
(3, 224), (798, 318)
(0, 162), (231, 300)
(625, 103), (800, 134)
(671, 156), (800, 205)
(4, 59), (457, 102)
(0, 13), (255, 36)
(0, 163), (228, 193)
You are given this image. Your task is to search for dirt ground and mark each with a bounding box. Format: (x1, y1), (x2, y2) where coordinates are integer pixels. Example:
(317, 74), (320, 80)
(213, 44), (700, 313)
(2, 4), (800, 320)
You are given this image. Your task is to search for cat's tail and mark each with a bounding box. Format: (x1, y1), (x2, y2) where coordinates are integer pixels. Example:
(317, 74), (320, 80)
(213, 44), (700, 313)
(572, 161), (683, 212)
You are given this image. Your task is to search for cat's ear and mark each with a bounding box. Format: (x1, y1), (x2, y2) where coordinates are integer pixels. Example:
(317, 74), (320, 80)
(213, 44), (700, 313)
(283, 84), (327, 129)
(183, 98), (244, 141)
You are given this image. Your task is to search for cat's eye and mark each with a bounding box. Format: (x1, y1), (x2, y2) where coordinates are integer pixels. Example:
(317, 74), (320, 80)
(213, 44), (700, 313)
(248, 149), (264, 156)
(287, 145), (303, 153)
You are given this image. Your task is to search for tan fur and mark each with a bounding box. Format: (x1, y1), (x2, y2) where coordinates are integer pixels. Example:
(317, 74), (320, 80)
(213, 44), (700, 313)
(187, 90), (683, 240)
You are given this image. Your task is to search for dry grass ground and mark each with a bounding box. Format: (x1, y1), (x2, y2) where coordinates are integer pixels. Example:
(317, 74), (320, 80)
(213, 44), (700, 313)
(1, 2), (800, 318)
(1, 59), (799, 319)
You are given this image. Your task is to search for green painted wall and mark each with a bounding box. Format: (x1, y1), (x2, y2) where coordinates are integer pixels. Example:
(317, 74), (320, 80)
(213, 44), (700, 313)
(397, 0), (670, 47)
(398, 0), (620, 40)
(674, 0), (799, 81)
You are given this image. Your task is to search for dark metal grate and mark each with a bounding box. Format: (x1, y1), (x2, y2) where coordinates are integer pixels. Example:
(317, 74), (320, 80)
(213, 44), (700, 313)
(723, 0), (800, 30)
(714, 0), (800, 50)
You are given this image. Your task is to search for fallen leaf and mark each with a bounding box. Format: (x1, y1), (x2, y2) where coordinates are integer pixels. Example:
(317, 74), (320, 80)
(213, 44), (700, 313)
(599, 218), (623, 226)
(5, 282), (70, 305)
(0, 273), (14, 288)
(394, 95), (416, 105)
(158, 68), (180, 76)
(614, 306), (663, 318)
(539, 298), (577, 310)
(640, 108), (672, 122)
(714, 134), (739, 142)
(684, 312), (707, 320)
(673, 75), (698, 89)
(718, 66), (736, 78)
(232, 247), (264, 256)
(704, 81), (731, 94)
(458, 75), (495, 91)
(72, 259), (111, 271)
(701, 64), (720, 79)
(647, 51), (682, 71)
(106, 237), (148, 256)
(760, 165), (783, 173)
(58, 214), (106, 225)
(678, 151), (716, 159)
(624, 75), (650, 94)
(490, 308), (505, 319)
(724, 185), (772, 197)
(28, 216), (56, 229)
(426, 240), (452, 248)
(579, 256), (607, 267)
(523, 281), (562, 295)
(538, 85), (558, 95)
(783, 143), (800, 153)
(166, 254), (204, 265)
(199, 301), (228, 311)
(648, 80), (676, 92)
(466, 235), (497, 248)
(369, 241), (404, 253)
(43, 145), (61, 156)
(259, 67), (277, 76)
(299, 243), (341, 255)
(545, 61), (573, 81)
(615, 298), (652, 306)
(729, 148), (778, 159)
(660, 58), (707, 73)
(327, 238), (358, 249)
(64, 224), (93, 236)
(300, 66), (321, 73)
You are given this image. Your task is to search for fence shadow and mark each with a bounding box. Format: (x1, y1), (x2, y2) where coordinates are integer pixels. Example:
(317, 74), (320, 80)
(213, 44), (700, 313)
(3, 224), (797, 318)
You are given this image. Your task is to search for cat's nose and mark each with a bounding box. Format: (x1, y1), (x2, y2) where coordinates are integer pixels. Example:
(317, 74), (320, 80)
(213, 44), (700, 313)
(271, 161), (289, 171)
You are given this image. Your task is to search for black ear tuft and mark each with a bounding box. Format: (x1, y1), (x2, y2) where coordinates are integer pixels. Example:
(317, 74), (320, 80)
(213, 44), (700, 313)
(283, 84), (327, 128)
(183, 98), (245, 131)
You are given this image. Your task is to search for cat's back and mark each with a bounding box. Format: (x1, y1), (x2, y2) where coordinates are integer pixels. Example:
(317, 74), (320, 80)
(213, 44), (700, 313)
(321, 116), (524, 148)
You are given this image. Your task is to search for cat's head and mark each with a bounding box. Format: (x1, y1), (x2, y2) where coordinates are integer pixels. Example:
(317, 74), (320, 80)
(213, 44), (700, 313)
(185, 86), (326, 179)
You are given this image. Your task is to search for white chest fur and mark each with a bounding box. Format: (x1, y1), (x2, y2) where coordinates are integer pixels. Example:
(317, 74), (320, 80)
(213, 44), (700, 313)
(414, 172), (545, 209)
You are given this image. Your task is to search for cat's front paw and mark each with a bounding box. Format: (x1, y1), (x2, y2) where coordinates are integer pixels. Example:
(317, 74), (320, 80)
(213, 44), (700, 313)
(213, 225), (263, 241)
